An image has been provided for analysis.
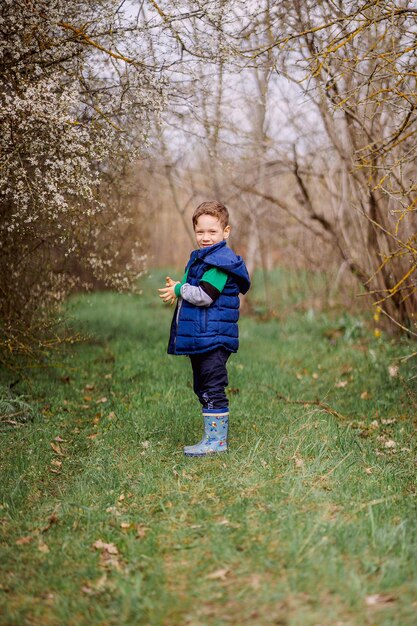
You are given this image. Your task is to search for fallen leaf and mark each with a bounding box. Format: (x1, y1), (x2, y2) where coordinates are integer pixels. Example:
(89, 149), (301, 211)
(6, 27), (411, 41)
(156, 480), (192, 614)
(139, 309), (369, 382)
(335, 380), (348, 388)
(206, 567), (230, 581)
(87, 433), (98, 440)
(141, 441), (150, 449)
(312, 372), (319, 380)
(83, 395), (92, 402)
(85, 384), (95, 391)
(384, 440), (397, 449)
(96, 397), (108, 404)
(107, 411), (116, 420)
(104, 373), (112, 379)
(364, 467), (373, 475)
(38, 540), (50, 553)
(54, 436), (66, 442)
(381, 418), (396, 425)
(365, 593), (396, 607)
(92, 415), (100, 425)
(42, 512), (59, 533)
(135, 524), (148, 539)
(51, 459), (62, 468)
(388, 365), (399, 378)
(16, 536), (33, 545)
(293, 455), (304, 468)
(360, 391), (370, 399)
(120, 522), (131, 530)
(93, 540), (119, 555)
(105, 506), (120, 515)
(296, 372), (303, 380)
(81, 574), (108, 595)
(50, 442), (64, 455)
(118, 494), (125, 502)
(93, 541), (122, 571)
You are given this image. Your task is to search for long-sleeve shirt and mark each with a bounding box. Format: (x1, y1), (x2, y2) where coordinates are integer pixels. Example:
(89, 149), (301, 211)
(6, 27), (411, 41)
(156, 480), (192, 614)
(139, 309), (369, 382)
(174, 266), (228, 307)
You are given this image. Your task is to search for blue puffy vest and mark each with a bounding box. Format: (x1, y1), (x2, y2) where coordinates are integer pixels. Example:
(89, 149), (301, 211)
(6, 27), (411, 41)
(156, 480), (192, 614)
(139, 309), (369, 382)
(168, 241), (250, 355)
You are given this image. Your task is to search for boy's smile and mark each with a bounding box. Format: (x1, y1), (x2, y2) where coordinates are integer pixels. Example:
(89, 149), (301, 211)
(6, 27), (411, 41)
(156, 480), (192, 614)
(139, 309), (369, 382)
(194, 214), (231, 249)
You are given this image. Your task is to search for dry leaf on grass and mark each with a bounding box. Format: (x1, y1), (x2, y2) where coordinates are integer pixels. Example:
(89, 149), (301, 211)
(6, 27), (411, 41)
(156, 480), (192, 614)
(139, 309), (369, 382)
(335, 380), (348, 388)
(293, 455), (304, 468)
(82, 574), (108, 595)
(96, 397), (108, 404)
(93, 539), (122, 570)
(38, 540), (50, 553)
(42, 512), (59, 533)
(15, 536), (33, 545)
(135, 523), (148, 539)
(365, 593), (396, 607)
(50, 442), (65, 456)
(105, 506), (120, 516)
(206, 567), (230, 581)
(93, 540), (119, 555)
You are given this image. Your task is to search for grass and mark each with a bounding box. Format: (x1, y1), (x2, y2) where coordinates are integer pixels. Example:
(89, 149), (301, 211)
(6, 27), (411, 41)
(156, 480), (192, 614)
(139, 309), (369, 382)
(0, 268), (416, 625)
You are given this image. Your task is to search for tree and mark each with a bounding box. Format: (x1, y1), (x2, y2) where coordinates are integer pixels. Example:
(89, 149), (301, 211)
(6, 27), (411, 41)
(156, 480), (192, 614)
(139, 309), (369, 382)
(0, 0), (163, 365)
(240, 0), (417, 333)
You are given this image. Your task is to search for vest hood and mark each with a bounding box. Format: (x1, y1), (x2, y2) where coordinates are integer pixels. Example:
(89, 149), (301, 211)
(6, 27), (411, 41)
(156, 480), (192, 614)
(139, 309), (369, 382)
(192, 241), (251, 295)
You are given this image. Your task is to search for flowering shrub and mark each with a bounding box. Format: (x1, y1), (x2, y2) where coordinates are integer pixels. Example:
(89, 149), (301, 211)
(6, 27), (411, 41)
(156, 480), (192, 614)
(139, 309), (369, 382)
(0, 0), (163, 365)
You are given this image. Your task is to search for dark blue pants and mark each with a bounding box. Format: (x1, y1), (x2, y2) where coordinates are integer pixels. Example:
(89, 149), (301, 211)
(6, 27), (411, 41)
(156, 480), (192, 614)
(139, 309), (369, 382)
(190, 347), (231, 409)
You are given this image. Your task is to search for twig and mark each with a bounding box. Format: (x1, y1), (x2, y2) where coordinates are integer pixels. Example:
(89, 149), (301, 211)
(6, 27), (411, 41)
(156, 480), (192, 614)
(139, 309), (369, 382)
(275, 392), (348, 420)
(0, 409), (27, 421)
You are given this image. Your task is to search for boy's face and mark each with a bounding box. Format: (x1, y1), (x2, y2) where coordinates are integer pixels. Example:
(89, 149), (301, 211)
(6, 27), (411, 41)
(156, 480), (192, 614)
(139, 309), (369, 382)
(194, 214), (231, 249)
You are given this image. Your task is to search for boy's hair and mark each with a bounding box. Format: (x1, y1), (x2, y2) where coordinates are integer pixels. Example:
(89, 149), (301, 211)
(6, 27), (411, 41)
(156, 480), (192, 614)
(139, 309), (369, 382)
(192, 201), (229, 229)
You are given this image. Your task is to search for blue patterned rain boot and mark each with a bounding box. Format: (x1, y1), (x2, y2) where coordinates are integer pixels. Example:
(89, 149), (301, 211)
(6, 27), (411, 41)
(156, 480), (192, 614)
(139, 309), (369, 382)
(183, 408), (229, 457)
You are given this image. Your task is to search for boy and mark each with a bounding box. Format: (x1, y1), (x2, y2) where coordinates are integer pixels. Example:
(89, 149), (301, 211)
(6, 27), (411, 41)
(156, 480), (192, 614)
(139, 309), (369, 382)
(158, 201), (250, 457)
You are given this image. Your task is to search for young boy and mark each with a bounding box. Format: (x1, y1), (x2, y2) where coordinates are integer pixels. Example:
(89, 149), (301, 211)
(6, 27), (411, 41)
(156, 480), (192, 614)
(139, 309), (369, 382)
(158, 201), (250, 457)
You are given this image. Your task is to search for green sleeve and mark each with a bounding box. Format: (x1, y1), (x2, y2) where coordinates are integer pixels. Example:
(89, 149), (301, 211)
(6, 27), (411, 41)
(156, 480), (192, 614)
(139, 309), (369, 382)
(174, 269), (189, 297)
(200, 267), (228, 293)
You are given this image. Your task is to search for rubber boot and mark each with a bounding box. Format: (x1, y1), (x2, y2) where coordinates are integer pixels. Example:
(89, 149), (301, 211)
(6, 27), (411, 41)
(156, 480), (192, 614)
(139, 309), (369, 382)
(183, 408), (229, 457)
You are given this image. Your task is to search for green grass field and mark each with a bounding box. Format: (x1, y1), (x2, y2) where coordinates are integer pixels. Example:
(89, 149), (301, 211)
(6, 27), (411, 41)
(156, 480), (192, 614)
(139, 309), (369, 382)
(1, 270), (416, 625)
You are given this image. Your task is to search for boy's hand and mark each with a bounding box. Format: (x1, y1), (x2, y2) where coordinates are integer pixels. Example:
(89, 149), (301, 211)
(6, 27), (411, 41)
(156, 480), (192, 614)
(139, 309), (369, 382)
(158, 277), (180, 306)
(165, 276), (176, 288)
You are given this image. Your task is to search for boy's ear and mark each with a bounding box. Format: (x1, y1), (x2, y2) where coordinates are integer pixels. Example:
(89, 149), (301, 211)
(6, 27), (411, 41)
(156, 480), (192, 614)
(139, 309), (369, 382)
(224, 225), (231, 239)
